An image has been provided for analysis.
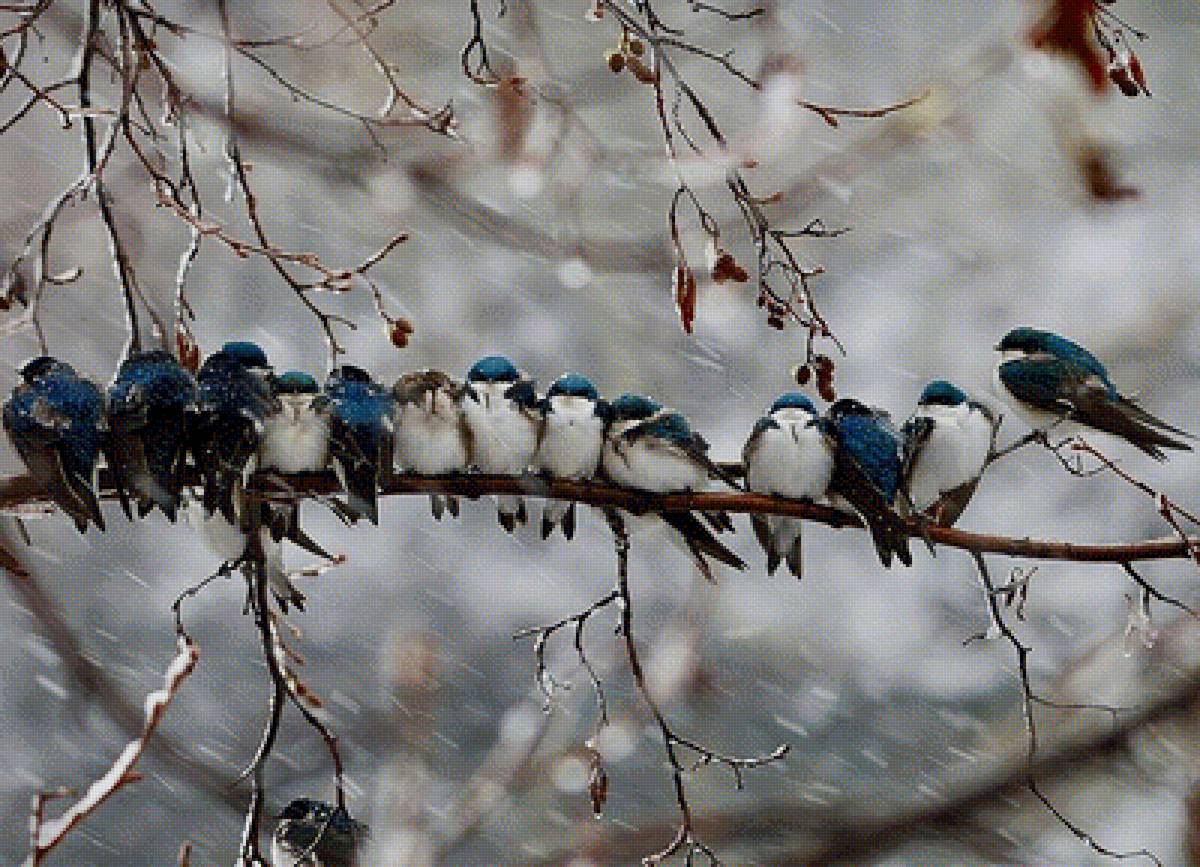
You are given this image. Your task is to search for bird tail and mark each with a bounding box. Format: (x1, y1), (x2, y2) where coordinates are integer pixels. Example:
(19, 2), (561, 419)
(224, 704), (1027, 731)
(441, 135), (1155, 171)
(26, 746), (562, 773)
(862, 510), (912, 569)
(1105, 397), (1194, 460)
(495, 494), (527, 533)
(662, 511), (746, 582)
(541, 499), (575, 539)
(333, 457), (380, 525)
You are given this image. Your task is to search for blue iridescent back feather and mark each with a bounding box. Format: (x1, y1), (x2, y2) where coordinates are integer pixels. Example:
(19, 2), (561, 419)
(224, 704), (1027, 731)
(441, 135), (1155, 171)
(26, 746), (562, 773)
(997, 328), (1115, 395)
(829, 406), (902, 501)
(610, 393), (661, 421)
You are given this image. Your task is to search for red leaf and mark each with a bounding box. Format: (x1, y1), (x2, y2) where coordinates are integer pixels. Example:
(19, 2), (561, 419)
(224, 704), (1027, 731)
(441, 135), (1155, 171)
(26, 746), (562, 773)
(673, 263), (697, 335)
(1129, 52), (1150, 96)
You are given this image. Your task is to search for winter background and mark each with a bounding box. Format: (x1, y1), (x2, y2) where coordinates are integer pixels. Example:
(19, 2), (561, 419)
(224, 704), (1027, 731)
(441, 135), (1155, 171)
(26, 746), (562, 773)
(1, 1), (1199, 864)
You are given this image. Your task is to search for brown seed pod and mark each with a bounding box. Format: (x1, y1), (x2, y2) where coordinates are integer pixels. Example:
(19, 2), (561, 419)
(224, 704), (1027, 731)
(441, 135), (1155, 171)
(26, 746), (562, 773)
(606, 50), (625, 74)
(626, 55), (657, 85)
(389, 318), (414, 348)
(588, 753), (608, 818)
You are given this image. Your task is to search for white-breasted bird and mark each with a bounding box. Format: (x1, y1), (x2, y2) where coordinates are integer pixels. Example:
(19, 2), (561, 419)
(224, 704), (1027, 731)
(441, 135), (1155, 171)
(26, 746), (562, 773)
(900, 380), (998, 527)
(461, 355), (539, 532)
(742, 392), (834, 577)
(392, 369), (473, 520)
(601, 393), (745, 582)
(534, 372), (608, 540)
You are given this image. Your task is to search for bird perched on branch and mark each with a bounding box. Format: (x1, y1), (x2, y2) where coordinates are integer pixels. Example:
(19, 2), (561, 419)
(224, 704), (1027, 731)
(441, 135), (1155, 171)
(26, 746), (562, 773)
(900, 380), (997, 528)
(743, 392), (833, 578)
(105, 350), (197, 523)
(3, 356), (106, 532)
(325, 365), (394, 525)
(260, 371), (330, 476)
(821, 398), (912, 568)
(271, 797), (368, 867)
(534, 372), (609, 540)
(993, 327), (1192, 459)
(191, 341), (274, 524)
(602, 393), (745, 581)
(392, 369), (472, 520)
(461, 355), (539, 532)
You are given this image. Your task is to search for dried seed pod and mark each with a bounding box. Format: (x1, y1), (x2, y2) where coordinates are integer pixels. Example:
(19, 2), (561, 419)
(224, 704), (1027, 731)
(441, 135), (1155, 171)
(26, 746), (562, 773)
(606, 50), (625, 74)
(795, 364), (811, 386)
(389, 317), (414, 348)
(626, 55), (657, 84)
(588, 752), (608, 818)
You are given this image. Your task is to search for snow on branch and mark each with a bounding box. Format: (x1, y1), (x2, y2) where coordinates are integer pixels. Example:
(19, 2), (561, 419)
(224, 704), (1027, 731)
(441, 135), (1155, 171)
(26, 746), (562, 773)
(25, 634), (200, 867)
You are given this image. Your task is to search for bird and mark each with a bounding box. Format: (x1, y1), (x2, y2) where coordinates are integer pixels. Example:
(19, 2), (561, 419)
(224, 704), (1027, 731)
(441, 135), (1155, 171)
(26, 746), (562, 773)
(189, 499), (308, 613)
(104, 350), (198, 522)
(3, 356), (106, 532)
(460, 355), (539, 532)
(324, 365), (394, 525)
(271, 797), (368, 867)
(260, 371), (330, 475)
(601, 393), (745, 582)
(993, 327), (1192, 460)
(742, 392), (834, 578)
(191, 341), (274, 524)
(392, 369), (472, 521)
(900, 380), (998, 528)
(257, 369), (337, 575)
(534, 372), (609, 540)
(821, 398), (912, 568)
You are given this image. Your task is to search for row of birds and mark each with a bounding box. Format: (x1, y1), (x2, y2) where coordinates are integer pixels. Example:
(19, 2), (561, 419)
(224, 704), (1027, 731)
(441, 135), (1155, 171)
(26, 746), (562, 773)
(4, 327), (1192, 600)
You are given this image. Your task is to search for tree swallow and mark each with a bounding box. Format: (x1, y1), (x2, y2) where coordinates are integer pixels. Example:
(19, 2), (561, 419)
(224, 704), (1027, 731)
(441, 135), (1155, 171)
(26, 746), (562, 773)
(190, 499), (308, 613)
(257, 370), (336, 572)
(324, 365), (394, 525)
(4, 356), (106, 532)
(271, 797), (368, 867)
(105, 350), (197, 522)
(821, 398), (912, 568)
(191, 341), (274, 524)
(900, 380), (998, 527)
(534, 372), (609, 540)
(994, 327), (1192, 460)
(461, 355), (539, 532)
(742, 392), (834, 578)
(601, 393), (745, 582)
(260, 371), (330, 475)
(392, 369), (472, 521)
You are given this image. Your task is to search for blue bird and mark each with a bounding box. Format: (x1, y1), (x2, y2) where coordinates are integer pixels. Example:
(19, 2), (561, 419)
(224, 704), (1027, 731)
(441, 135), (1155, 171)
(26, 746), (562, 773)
(602, 393), (745, 582)
(191, 341), (274, 523)
(821, 398), (912, 568)
(900, 380), (998, 528)
(105, 350), (198, 522)
(325, 365), (394, 525)
(534, 372), (609, 540)
(4, 356), (105, 532)
(742, 392), (834, 578)
(994, 327), (1192, 460)
(271, 797), (368, 867)
(461, 355), (539, 532)
(392, 369), (472, 521)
